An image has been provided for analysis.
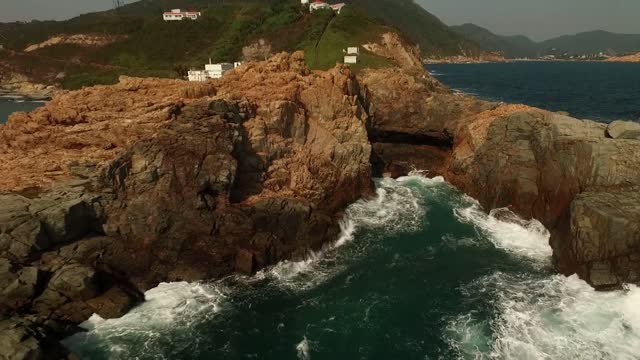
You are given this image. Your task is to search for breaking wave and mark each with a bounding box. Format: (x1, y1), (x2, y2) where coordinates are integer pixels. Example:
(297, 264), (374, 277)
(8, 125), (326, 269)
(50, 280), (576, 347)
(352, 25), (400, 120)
(63, 282), (227, 359)
(447, 194), (640, 360)
(454, 203), (552, 265)
(448, 273), (640, 360)
(253, 173), (443, 288)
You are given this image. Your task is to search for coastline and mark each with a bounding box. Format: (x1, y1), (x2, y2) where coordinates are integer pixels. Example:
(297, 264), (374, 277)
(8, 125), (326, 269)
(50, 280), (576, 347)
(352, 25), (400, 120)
(1, 49), (639, 358)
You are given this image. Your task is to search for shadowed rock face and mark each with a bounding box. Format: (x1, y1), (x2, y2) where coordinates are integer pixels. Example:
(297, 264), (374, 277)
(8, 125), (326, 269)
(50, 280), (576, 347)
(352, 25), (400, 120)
(0, 52), (372, 358)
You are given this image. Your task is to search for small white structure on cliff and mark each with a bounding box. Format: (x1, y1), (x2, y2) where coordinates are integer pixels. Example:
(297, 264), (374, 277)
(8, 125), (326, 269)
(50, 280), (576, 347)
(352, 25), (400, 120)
(163, 9), (201, 21)
(344, 47), (359, 64)
(309, 1), (331, 11)
(330, 3), (346, 13)
(309, 1), (345, 13)
(188, 60), (240, 81)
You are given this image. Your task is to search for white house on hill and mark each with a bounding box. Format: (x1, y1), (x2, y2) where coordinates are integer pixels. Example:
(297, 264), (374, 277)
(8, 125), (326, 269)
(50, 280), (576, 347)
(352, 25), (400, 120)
(188, 61), (241, 81)
(163, 9), (201, 21)
(309, 1), (331, 11)
(344, 46), (359, 64)
(309, 1), (346, 13)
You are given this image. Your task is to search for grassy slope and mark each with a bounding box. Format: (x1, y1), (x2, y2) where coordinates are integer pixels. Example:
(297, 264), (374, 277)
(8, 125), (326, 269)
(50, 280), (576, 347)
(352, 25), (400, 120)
(302, 7), (394, 70)
(345, 0), (482, 57)
(0, 0), (433, 88)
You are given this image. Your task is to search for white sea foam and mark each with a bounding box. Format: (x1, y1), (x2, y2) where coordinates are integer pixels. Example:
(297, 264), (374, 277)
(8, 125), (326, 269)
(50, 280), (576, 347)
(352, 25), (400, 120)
(296, 336), (311, 360)
(63, 282), (227, 358)
(449, 273), (640, 360)
(454, 203), (552, 263)
(255, 174), (439, 286)
(448, 198), (640, 359)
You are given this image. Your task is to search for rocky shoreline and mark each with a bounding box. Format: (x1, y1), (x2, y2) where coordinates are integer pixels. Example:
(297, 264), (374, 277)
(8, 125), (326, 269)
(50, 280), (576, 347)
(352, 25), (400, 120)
(1, 50), (639, 358)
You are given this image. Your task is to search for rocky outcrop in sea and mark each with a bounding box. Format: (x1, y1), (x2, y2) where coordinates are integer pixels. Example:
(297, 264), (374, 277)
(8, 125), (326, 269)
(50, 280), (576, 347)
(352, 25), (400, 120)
(1, 49), (638, 358)
(358, 66), (640, 290)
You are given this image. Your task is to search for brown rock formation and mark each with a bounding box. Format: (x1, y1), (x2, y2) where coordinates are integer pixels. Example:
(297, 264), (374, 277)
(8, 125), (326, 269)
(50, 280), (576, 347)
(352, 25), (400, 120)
(0, 51), (372, 357)
(605, 53), (640, 62)
(363, 32), (424, 70)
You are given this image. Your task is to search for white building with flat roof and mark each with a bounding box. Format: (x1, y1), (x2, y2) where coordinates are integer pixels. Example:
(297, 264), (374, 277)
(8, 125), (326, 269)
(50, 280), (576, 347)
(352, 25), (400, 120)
(344, 46), (359, 64)
(163, 9), (201, 21)
(346, 47), (359, 55)
(309, 1), (331, 11)
(188, 61), (239, 81)
(344, 55), (358, 64)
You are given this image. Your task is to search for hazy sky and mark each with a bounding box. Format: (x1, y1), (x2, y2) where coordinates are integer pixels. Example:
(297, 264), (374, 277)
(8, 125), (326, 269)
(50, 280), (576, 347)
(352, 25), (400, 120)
(417, 0), (640, 41)
(1, 0), (640, 41)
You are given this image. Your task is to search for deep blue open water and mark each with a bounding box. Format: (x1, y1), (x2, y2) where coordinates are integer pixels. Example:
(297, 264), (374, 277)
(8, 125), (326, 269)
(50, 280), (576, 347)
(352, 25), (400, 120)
(427, 61), (640, 123)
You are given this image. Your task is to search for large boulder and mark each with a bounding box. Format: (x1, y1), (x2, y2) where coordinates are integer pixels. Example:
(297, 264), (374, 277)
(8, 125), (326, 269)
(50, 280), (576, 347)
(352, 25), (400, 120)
(606, 120), (640, 140)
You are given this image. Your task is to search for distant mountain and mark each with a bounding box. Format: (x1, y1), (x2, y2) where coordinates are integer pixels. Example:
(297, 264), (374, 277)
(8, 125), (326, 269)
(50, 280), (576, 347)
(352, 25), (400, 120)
(450, 23), (538, 58)
(539, 30), (640, 55)
(451, 24), (640, 58)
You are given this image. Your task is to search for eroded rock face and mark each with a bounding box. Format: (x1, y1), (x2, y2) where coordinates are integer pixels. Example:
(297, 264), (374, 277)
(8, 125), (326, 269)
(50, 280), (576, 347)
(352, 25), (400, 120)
(358, 67), (493, 177)
(0, 52), (372, 356)
(445, 110), (640, 287)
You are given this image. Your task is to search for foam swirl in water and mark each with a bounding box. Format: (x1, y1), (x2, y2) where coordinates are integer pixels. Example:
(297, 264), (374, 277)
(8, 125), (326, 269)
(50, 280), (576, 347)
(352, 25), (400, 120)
(448, 273), (640, 359)
(63, 282), (227, 359)
(454, 202), (552, 264)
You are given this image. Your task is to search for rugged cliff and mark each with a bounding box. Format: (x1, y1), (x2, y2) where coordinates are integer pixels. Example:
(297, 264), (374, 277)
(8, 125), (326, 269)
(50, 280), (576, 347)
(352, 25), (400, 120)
(0, 52), (372, 357)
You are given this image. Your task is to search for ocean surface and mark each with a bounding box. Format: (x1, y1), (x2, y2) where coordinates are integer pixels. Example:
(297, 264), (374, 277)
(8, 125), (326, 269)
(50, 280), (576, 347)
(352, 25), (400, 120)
(0, 99), (44, 123)
(64, 175), (640, 359)
(427, 61), (640, 123)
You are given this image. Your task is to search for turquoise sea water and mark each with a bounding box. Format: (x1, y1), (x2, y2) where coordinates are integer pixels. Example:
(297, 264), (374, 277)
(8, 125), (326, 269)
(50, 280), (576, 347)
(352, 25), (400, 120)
(64, 176), (640, 359)
(427, 61), (640, 122)
(0, 99), (44, 123)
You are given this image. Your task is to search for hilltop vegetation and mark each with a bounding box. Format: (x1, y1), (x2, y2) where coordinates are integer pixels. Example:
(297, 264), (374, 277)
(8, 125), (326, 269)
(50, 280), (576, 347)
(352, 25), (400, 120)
(0, 0), (481, 89)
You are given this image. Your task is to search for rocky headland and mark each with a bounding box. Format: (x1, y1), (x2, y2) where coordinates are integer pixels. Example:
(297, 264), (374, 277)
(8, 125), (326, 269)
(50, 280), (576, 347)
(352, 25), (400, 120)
(605, 52), (640, 62)
(1, 48), (639, 358)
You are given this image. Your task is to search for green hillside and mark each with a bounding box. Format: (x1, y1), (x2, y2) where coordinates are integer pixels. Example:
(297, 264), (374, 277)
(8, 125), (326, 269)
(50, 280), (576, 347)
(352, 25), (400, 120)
(0, 0), (480, 89)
